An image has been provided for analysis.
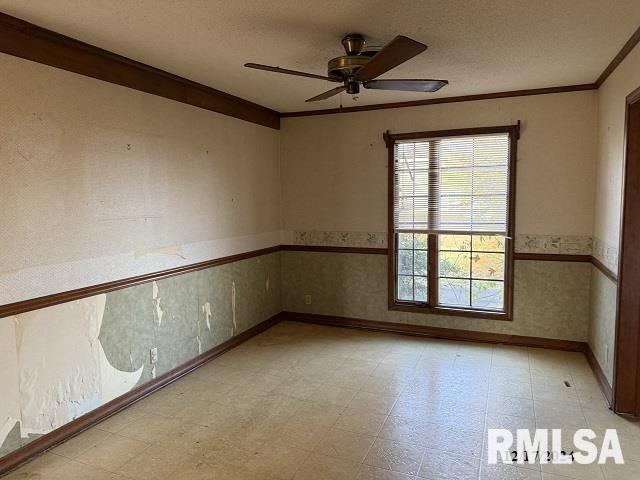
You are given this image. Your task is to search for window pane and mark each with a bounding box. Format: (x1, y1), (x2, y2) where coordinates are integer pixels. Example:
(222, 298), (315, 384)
(439, 278), (470, 307)
(398, 275), (414, 301)
(473, 169), (507, 195)
(438, 195), (472, 230)
(440, 234), (471, 251)
(440, 170), (472, 196)
(394, 132), (512, 314)
(472, 280), (504, 310)
(471, 253), (505, 280)
(398, 233), (413, 249)
(395, 233), (429, 304)
(415, 250), (428, 276)
(414, 233), (428, 250)
(472, 235), (505, 253)
(439, 251), (470, 278)
(414, 277), (428, 302)
(398, 250), (414, 275)
(471, 136), (509, 167)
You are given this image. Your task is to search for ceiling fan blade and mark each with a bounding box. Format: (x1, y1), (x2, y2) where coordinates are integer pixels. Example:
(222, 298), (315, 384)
(363, 79), (448, 92)
(305, 86), (347, 102)
(354, 36), (427, 82)
(244, 63), (340, 82)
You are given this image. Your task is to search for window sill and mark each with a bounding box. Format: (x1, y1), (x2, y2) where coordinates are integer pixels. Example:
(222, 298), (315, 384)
(389, 301), (512, 321)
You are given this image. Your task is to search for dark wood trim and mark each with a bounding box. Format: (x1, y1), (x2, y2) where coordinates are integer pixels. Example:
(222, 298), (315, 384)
(591, 255), (619, 283)
(595, 26), (640, 87)
(586, 345), (614, 407)
(0, 246), (281, 318)
(0, 12), (279, 130)
(506, 128), (518, 320)
(613, 85), (640, 416)
(0, 312), (284, 477)
(280, 84), (596, 118)
(385, 124), (521, 143)
(385, 125), (518, 321)
(514, 253), (592, 262)
(280, 245), (387, 255)
(1, 245), (608, 320)
(283, 311), (587, 352)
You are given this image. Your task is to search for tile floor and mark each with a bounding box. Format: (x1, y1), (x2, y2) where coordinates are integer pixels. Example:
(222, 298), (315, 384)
(5, 321), (640, 480)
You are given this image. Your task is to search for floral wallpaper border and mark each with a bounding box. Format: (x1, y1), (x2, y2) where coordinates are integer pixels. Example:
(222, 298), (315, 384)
(592, 237), (619, 274)
(514, 235), (592, 255)
(293, 231), (387, 248)
(293, 230), (596, 256)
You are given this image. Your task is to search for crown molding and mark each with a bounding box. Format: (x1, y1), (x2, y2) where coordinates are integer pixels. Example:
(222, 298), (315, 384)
(280, 83), (597, 118)
(596, 25), (640, 87)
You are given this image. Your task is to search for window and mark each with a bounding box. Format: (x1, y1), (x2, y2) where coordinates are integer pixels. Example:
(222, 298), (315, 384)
(385, 125), (518, 320)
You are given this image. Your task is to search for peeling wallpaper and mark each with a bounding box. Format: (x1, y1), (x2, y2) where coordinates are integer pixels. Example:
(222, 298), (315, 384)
(281, 251), (592, 342)
(0, 252), (281, 457)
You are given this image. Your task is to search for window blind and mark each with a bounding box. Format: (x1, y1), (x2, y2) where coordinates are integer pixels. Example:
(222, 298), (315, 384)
(393, 133), (510, 234)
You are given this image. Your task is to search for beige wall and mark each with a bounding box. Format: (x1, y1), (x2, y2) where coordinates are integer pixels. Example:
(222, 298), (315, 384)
(593, 43), (640, 257)
(281, 91), (597, 237)
(588, 42), (640, 381)
(0, 54), (281, 304)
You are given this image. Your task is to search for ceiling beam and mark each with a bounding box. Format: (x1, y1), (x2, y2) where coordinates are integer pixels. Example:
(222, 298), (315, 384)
(0, 12), (280, 130)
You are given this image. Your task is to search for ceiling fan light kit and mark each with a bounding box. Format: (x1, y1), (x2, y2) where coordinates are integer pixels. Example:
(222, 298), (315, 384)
(245, 33), (448, 102)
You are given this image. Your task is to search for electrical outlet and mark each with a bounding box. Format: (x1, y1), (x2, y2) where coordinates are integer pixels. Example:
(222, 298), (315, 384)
(150, 347), (158, 365)
(304, 294), (312, 305)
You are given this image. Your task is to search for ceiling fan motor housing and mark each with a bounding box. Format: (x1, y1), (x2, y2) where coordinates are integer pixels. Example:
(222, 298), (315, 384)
(328, 33), (370, 83)
(327, 55), (369, 80)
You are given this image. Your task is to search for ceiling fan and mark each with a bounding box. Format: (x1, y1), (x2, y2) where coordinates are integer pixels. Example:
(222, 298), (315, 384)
(245, 33), (448, 102)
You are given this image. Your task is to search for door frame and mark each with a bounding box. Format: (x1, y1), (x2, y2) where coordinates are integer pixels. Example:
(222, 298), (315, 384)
(613, 85), (640, 415)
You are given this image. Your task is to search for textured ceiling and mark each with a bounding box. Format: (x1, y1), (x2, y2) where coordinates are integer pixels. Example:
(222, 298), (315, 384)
(0, 0), (639, 113)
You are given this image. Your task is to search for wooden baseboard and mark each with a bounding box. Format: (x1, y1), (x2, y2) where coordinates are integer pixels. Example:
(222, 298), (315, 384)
(585, 345), (614, 407)
(282, 311), (587, 352)
(0, 312), (284, 477)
